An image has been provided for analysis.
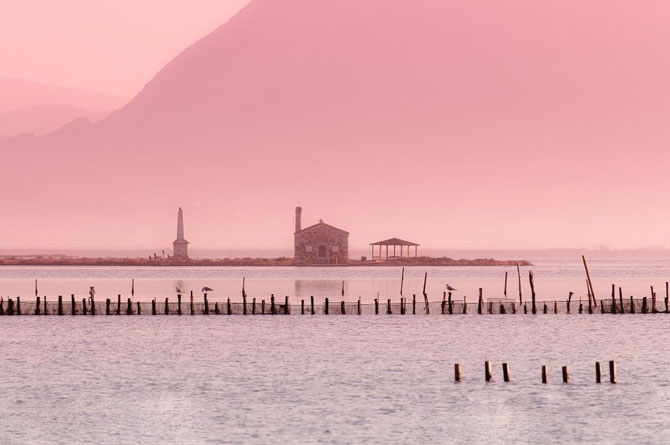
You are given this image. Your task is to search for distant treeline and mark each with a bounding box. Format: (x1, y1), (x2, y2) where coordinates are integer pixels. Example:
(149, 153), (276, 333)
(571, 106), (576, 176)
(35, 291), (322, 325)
(0, 256), (532, 267)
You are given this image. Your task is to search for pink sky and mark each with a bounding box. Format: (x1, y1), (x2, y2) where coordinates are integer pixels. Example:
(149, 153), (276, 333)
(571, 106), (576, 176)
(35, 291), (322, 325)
(0, 0), (249, 96)
(2, 0), (670, 252)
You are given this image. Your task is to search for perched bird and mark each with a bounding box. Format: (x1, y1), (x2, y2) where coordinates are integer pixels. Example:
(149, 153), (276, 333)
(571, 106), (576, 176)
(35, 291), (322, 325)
(202, 286), (213, 293)
(446, 284), (457, 291)
(176, 285), (184, 294)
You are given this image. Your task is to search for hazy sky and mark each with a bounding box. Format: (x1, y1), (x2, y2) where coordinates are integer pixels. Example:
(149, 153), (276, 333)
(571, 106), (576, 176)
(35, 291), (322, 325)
(0, 0), (249, 96)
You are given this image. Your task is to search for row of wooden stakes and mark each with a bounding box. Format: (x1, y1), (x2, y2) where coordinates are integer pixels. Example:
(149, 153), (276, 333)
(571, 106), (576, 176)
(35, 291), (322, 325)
(454, 360), (618, 383)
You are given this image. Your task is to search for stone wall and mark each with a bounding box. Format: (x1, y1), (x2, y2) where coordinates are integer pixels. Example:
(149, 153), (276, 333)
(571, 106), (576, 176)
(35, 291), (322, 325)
(294, 224), (348, 264)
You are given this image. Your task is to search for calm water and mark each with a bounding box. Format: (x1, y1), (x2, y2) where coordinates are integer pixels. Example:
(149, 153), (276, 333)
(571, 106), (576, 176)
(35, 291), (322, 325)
(2, 258), (670, 303)
(2, 259), (670, 444)
(0, 315), (668, 444)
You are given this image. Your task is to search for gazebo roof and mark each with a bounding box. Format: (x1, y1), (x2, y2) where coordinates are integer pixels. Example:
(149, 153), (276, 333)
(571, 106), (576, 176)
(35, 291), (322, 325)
(370, 237), (419, 247)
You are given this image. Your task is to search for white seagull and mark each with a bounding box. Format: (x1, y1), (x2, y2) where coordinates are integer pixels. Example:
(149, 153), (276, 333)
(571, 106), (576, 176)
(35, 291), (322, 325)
(446, 284), (457, 291)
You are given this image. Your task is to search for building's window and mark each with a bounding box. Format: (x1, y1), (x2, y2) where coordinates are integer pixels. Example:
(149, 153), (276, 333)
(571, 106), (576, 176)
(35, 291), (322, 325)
(318, 245), (327, 258)
(331, 246), (340, 252)
(305, 246), (313, 252)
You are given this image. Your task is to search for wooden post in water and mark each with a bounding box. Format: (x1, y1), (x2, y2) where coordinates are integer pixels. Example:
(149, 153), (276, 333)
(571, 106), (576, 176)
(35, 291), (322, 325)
(630, 296), (635, 314)
(666, 282), (669, 313)
(7, 298), (14, 316)
(477, 288), (483, 315)
(441, 292), (446, 314)
(502, 363), (510, 382)
(567, 292), (573, 314)
(517, 262), (523, 304)
(252, 298), (257, 315)
(177, 294), (182, 315)
(190, 291), (194, 315)
(642, 297), (648, 314)
(284, 296), (290, 314)
(609, 360), (617, 384)
(261, 300), (265, 314)
(582, 255), (597, 308)
(204, 294), (209, 315)
(562, 366), (570, 383)
(595, 362), (602, 383)
(504, 271), (508, 298)
(325, 297), (329, 315)
(387, 299), (392, 315)
(165, 298), (169, 315)
(112, 298), (118, 315)
(485, 361), (492, 382)
(374, 298), (379, 315)
(488, 301), (493, 314)
(529, 271), (537, 314)
(152, 299), (156, 315)
(422, 273), (429, 314)
(341, 300), (346, 315)
(358, 298), (362, 315)
(242, 294), (247, 315)
(310, 296), (315, 315)
(126, 298), (132, 315)
(35, 297), (41, 315)
(554, 301), (558, 314)
(227, 298), (232, 315)
(90, 297), (95, 316)
(543, 302), (547, 314)
(82, 298), (88, 315)
(454, 364), (462, 382)
(448, 292), (453, 314)
(117, 294), (121, 315)
(588, 291), (593, 314)
(579, 300), (583, 314)
(463, 296), (468, 314)
(271, 294), (276, 315)
(611, 284), (617, 314)
(71, 294), (76, 315)
(301, 300), (305, 315)
(511, 302), (516, 314)
(619, 287), (624, 315)
(16, 296), (21, 315)
(400, 297), (405, 315)
(651, 286), (657, 313)
(136, 301), (141, 315)
(58, 295), (64, 316)
(541, 365), (548, 384)
(214, 302), (220, 314)
(412, 294), (416, 314)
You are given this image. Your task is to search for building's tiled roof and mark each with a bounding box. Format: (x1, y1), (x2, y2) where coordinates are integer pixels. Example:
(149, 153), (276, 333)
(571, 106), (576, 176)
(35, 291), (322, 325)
(370, 237), (419, 246)
(296, 221), (349, 236)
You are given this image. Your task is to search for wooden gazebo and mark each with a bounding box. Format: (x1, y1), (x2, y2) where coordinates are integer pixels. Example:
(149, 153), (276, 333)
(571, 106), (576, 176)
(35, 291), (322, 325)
(370, 238), (419, 260)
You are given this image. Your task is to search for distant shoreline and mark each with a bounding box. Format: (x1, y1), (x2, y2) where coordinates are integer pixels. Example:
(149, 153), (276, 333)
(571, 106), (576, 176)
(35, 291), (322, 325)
(0, 257), (532, 267)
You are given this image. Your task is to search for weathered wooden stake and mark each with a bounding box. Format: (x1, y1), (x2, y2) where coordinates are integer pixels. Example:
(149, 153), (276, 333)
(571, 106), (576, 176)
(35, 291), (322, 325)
(301, 299), (305, 315)
(517, 262), (523, 304)
(58, 295), (64, 316)
(35, 296), (41, 315)
(441, 292), (446, 314)
(500, 302), (506, 314)
(126, 298), (132, 315)
(412, 294), (416, 314)
(190, 291), (194, 315)
(261, 300), (265, 314)
(504, 271), (508, 297)
(177, 294), (182, 315)
(165, 298), (169, 315)
(341, 300), (346, 315)
(271, 294), (276, 315)
(214, 302), (220, 314)
(642, 297), (648, 314)
(609, 360), (617, 384)
(595, 362), (602, 383)
(82, 298), (88, 315)
(284, 296), (289, 314)
(485, 361), (492, 382)
(90, 297), (95, 316)
(562, 366), (570, 383)
(611, 284), (617, 314)
(619, 287), (624, 314)
(16, 296), (21, 315)
(310, 296), (315, 315)
(524, 303), (528, 314)
(325, 297), (329, 315)
(454, 363), (462, 382)
(374, 298), (379, 315)
(463, 296), (467, 314)
(252, 298), (257, 315)
(651, 286), (657, 313)
(117, 294), (121, 315)
(543, 302), (547, 314)
(71, 294), (76, 315)
(554, 300), (558, 314)
(227, 298), (232, 315)
(529, 271), (537, 314)
(358, 297), (362, 315)
(630, 296), (635, 314)
(666, 282), (669, 313)
(387, 298), (392, 315)
(448, 292), (453, 314)
(567, 291), (573, 313)
(136, 301), (141, 315)
(582, 255), (597, 308)
(488, 301), (493, 315)
(541, 365), (548, 384)
(204, 294), (209, 315)
(7, 298), (14, 316)
(152, 299), (156, 315)
(502, 363), (510, 382)
(477, 288), (483, 315)
(579, 300), (583, 314)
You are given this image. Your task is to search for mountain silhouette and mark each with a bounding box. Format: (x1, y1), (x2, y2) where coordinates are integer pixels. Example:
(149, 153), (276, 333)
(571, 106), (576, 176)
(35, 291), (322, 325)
(2, 0), (669, 249)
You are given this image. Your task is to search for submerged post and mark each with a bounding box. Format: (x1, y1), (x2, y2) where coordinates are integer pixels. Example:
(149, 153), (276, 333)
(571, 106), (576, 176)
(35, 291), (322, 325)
(611, 284), (617, 314)
(387, 299), (392, 315)
(242, 293), (247, 315)
(177, 294), (182, 315)
(529, 271), (537, 314)
(595, 362), (602, 383)
(502, 363), (510, 382)
(165, 298), (169, 315)
(136, 301), (141, 315)
(609, 360), (617, 384)
(58, 295), (63, 316)
(310, 296), (315, 315)
(341, 300), (346, 315)
(152, 299), (156, 315)
(252, 298), (257, 315)
(126, 298), (132, 315)
(325, 297), (329, 315)
(619, 287), (624, 314)
(374, 298), (379, 315)
(642, 297), (648, 314)
(35, 297), (41, 315)
(227, 298), (232, 315)
(412, 294), (416, 314)
(358, 297), (361, 315)
(284, 296), (289, 314)
(190, 291), (194, 315)
(567, 292), (573, 314)
(301, 299), (305, 315)
(477, 288), (483, 315)
(485, 361), (492, 382)
(542, 365), (548, 384)
(117, 294), (121, 315)
(562, 366), (570, 383)
(71, 294), (76, 316)
(448, 292), (453, 314)
(630, 296), (635, 314)
(204, 293), (209, 315)
(271, 294), (276, 315)
(454, 364), (462, 382)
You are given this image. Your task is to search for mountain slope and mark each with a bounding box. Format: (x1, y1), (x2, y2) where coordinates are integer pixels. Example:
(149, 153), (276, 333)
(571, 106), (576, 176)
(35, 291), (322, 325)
(2, 0), (670, 249)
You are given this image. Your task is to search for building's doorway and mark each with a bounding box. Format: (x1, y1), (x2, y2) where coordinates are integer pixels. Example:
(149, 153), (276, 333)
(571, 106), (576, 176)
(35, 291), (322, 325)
(318, 245), (327, 258)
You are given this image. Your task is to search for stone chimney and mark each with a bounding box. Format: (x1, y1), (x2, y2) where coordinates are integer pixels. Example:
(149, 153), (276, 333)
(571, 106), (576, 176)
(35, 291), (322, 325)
(295, 206), (302, 233)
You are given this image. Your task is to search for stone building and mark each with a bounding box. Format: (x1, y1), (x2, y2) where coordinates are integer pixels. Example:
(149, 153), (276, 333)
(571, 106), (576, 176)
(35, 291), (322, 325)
(294, 207), (349, 265)
(173, 207), (189, 259)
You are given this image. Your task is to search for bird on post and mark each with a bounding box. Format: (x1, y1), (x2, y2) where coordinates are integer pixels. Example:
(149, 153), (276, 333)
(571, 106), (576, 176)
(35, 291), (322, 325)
(202, 286), (214, 293)
(446, 284), (457, 291)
